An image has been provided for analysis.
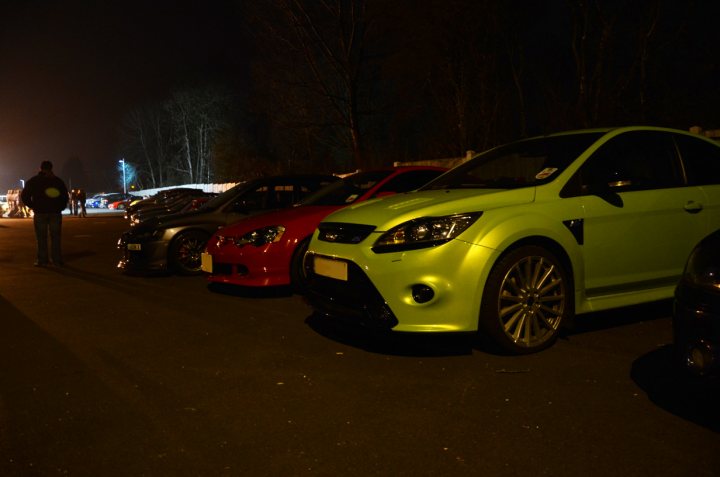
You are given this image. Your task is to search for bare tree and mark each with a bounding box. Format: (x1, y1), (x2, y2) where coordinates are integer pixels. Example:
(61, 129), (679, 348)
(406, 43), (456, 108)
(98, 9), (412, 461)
(565, 0), (679, 127)
(119, 84), (236, 187)
(246, 0), (384, 170)
(164, 85), (235, 183)
(119, 103), (175, 188)
(426, 0), (512, 154)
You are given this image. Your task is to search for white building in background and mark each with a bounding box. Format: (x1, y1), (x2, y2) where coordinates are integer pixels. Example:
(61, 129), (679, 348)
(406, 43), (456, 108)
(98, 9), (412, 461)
(129, 182), (241, 198)
(394, 150), (476, 169)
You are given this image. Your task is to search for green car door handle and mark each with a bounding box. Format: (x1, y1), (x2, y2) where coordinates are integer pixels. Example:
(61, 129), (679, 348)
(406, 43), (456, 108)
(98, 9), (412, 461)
(684, 201), (703, 214)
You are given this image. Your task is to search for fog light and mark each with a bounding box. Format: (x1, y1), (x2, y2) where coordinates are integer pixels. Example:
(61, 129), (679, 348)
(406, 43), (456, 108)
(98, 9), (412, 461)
(685, 340), (717, 376)
(411, 284), (434, 304)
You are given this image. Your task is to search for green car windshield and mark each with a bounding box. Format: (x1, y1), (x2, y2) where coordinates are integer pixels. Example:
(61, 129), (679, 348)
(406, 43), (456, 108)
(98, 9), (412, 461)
(422, 133), (604, 190)
(298, 170), (393, 206)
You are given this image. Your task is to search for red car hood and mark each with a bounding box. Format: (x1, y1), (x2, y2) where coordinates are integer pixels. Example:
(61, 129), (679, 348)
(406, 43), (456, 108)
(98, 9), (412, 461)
(213, 205), (343, 238)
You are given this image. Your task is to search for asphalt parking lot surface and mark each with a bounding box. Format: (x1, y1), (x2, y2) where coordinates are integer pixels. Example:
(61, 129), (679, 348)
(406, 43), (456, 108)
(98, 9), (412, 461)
(0, 214), (718, 476)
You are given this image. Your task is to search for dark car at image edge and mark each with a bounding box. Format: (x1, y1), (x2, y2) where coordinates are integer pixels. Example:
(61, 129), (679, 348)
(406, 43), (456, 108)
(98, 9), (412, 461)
(673, 229), (720, 377)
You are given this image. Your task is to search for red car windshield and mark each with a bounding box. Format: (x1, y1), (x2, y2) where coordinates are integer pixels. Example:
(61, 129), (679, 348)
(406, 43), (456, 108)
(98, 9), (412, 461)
(298, 170), (393, 206)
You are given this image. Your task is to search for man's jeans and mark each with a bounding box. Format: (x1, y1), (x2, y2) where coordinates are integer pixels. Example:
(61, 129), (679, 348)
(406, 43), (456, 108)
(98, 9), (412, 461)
(33, 212), (63, 264)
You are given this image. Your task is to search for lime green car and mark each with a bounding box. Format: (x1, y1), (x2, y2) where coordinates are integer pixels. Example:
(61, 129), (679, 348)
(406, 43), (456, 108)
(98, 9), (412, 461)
(303, 126), (720, 353)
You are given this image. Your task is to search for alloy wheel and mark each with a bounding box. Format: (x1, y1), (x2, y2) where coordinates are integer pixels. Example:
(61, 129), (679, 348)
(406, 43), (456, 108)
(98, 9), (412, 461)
(495, 254), (566, 349)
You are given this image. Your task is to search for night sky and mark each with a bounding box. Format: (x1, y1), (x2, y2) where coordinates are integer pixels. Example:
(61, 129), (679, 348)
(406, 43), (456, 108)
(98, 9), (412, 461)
(1, 1), (720, 193)
(0, 0), (244, 192)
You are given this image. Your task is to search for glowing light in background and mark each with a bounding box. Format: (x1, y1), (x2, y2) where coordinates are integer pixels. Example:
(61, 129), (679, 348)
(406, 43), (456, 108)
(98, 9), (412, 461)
(118, 158), (126, 194)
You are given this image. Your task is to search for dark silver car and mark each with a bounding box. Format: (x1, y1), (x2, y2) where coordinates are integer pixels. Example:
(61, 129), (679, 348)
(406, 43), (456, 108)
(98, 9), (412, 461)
(118, 174), (339, 275)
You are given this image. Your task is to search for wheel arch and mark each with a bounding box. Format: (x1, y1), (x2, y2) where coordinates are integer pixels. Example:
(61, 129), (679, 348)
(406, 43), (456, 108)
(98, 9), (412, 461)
(167, 227), (213, 274)
(494, 235), (575, 288)
(478, 235), (577, 353)
(481, 234), (578, 325)
(166, 225), (214, 250)
(289, 234), (313, 291)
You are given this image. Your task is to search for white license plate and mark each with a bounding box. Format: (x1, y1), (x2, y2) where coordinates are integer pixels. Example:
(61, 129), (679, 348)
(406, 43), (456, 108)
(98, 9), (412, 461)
(127, 243), (142, 251)
(201, 252), (213, 273)
(314, 256), (348, 281)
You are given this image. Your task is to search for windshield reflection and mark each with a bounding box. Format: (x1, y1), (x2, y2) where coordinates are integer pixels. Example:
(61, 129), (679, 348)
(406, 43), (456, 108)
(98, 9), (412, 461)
(422, 133), (603, 191)
(298, 170), (393, 206)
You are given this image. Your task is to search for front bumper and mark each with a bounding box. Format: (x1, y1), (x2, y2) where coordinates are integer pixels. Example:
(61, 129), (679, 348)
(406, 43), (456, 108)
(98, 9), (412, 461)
(203, 242), (293, 287)
(303, 256), (399, 329)
(117, 233), (171, 272)
(303, 237), (499, 333)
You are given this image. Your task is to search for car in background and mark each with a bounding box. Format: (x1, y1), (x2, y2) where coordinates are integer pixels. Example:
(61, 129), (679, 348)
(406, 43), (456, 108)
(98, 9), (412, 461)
(0, 194), (7, 216)
(128, 190), (215, 224)
(87, 193), (107, 208)
(99, 193), (132, 208)
(186, 196), (213, 211)
(118, 174), (339, 275)
(673, 229), (720, 377)
(125, 188), (204, 223)
(302, 126), (720, 354)
(108, 198), (133, 210)
(202, 166), (447, 291)
(86, 192), (132, 208)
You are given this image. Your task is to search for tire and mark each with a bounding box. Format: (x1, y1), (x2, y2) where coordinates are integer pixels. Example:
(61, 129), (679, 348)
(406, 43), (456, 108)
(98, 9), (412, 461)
(289, 237), (311, 294)
(479, 245), (572, 354)
(169, 230), (210, 275)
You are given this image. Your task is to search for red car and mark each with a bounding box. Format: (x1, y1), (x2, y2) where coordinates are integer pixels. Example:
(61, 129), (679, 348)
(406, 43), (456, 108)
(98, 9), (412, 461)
(108, 199), (131, 210)
(202, 166), (447, 290)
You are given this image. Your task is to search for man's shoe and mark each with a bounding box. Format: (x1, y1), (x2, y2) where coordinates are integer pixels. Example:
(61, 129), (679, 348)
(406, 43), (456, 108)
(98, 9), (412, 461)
(34, 261), (48, 267)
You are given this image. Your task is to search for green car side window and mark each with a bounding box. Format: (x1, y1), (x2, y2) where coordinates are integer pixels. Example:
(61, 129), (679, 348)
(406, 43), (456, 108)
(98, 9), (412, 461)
(674, 134), (720, 186)
(565, 131), (682, 197)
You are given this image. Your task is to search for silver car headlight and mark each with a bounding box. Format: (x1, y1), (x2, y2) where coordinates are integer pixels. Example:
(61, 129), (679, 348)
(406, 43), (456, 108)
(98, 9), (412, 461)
(372, 212), (482, 253)
(217, 225), (286, 248)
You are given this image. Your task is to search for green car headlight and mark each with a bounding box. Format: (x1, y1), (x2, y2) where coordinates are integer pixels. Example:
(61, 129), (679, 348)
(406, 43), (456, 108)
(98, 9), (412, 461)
(218, 225), (286, 248)
(372, 212), (482, 253)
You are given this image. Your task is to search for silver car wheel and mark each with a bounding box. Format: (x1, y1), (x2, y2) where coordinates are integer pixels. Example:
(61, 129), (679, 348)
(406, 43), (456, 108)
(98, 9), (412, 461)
(480, 245), (572, 354)
(496, 254), (566, 349)
(170, 231), (209, 275)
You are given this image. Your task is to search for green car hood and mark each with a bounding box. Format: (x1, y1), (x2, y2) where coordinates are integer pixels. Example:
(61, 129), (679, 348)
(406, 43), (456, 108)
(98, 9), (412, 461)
(322, 187), (536, 230)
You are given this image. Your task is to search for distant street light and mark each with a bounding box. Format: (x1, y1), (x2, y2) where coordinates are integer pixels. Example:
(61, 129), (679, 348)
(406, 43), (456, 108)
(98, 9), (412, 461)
(119, 159), (127, 194)
(20, 179), (25, 188)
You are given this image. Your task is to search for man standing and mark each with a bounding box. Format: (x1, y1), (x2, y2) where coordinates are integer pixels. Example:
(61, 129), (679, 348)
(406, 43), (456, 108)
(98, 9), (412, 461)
(77, 188), (87, 217)
(21, 161), (69, 266)
(69, 189), (78, 215)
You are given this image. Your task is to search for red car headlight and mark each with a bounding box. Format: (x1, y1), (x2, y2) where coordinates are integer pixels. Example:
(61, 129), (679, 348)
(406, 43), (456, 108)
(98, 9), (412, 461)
(217, 225), (286, 248)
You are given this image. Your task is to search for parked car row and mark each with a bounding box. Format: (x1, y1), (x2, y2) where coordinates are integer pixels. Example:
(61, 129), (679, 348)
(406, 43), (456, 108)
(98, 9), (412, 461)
(124, 188), (210, 224)
(128, 190), (217, 224)
(88, 192), (134, 209)
(118, 174), (341, 274)
(202, 166), (447, 290)
(117, 126), (720, 371)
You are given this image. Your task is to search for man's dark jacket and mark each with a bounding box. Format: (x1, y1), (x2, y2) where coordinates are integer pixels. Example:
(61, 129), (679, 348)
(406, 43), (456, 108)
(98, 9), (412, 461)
(21, 171), (69, 214)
